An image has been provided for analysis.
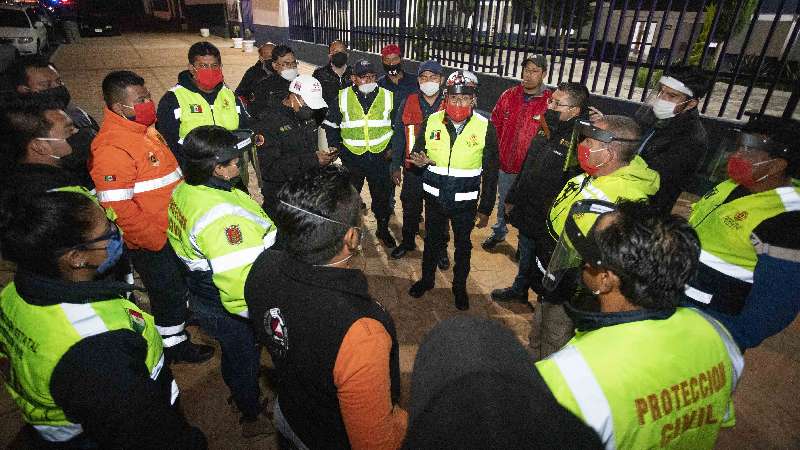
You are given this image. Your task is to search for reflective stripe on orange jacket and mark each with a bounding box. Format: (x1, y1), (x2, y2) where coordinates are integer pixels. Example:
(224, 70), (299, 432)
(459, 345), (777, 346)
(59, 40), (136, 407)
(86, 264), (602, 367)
(90, 107), (182, 251)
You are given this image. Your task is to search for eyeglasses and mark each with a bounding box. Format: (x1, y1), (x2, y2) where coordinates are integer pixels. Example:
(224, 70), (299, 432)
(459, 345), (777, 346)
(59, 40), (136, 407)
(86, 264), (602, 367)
(547, 98), (575, 108)
(71, 222), (120, 251)
(193, 63), (221, 70)
(276, 60), (298, 68)
(448, 96), (473, 106)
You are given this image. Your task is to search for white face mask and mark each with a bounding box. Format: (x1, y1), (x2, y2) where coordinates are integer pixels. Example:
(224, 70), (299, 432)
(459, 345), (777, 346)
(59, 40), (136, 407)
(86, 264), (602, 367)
(35, 137), (68, 159)
(280, 68), (299, 81)
(650, 97), (690, 120)
(419, 81), (440, 97)
(357, 82), (377, 94)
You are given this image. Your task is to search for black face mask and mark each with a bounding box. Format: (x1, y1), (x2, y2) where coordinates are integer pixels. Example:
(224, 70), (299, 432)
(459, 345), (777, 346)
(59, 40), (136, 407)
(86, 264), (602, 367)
(296, 105), (315, 121)
(383, 63), (402, 76)
(331, 52), (348, 68)
(544, 109), (560, 127)
(62, 130), (92, 171)
(30, 85), (71, 110)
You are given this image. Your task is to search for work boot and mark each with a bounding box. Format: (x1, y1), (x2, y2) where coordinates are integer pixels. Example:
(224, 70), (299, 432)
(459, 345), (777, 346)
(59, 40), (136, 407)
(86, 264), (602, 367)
(240, 413), (276, 438)
(491, 287), (528, 303)
(390, 242), (415, 259)
(165, 339), (215, 364)
(376, 223), (397, 248)
(453, 286), (469, 311)
(481, 234), (505, 251)
(437, 252), (450, 270)
(409, 279), (434, 298)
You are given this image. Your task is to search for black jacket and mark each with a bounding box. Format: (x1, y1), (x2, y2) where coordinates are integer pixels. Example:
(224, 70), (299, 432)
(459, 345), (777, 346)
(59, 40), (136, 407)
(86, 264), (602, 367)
(235, 60), (274, 102)
(11, 270), (206, 449)
(506, 115), (582, 238)
(312, 63), (353, 107)
(250, 102), (320, 212)
(249, 72), (291, 117)
(155, 70), (249, 163)
(638, 108), (708, 213)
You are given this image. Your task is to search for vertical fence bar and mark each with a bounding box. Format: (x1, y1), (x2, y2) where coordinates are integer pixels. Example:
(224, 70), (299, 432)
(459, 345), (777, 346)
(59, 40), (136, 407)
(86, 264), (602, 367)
(627, 0), (657, 99)
(550, 0), (567, 84)
(697, 0), (726, 70)
(663, 0), (689, 70)
(580, 0), (605, 86)
(568, 0), (589, 82)
(762, 3), (800, 116)
(592, 0), (617, 91)
(603, 0), (629, 94)
(681, 0), (706, 64)
(541, 0), (556, 83)
(641, 0), (673, 100)
(714, 0), (765, 116)
(738, 0), (789, 119)
(615, 0), (643, 97)
(701, 0), (747, 114)
(558, 0), (579, 83)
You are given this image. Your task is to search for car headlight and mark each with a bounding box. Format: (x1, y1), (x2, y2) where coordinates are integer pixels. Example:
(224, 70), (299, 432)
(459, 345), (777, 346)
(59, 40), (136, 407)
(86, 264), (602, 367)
(17, 37), (34, 44)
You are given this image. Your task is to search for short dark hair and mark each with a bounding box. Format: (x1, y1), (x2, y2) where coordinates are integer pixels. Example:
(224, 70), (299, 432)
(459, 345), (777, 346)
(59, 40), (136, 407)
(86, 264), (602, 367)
(557, 82), (589, 110)
(329, 39), (346, 50)
(742, 114), (800, 178)
(271, 44), (294, 61)
(593, 200), (700, 310)
(102, 70), (145, 109)
(181, 125), (239, 185)
(664, 65), (710, 99)
(600, 115), (641, 162)
(188, 41), (221, 65)
(0, 191), (97, 277)
(274, 166), (361, 265)
(6, 56), (55, 88)
(0, 96), (63, 165)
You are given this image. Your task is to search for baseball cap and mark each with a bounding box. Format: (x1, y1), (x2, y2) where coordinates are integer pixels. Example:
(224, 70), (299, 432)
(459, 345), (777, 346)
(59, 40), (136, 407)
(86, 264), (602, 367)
(289, 74), (328, 110)
(353, 59), (377, 76)
(417, 60), (443, 76)
(522, 54), (548, 70)
(381, 44), (401, 58)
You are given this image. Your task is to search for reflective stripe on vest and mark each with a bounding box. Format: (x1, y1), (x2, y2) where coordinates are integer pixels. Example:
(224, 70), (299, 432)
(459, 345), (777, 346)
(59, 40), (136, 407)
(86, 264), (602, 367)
(171, 85), (240, 139)
(96, 168), (183, 202)
(427, 165), (483, 178)
(189, 203), (273, 256)
(339, 88), (394, 154)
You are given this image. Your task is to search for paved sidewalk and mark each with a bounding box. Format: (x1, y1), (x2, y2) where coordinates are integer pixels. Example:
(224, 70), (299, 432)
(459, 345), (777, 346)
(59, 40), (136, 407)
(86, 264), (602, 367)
(1, 31), (798, 449)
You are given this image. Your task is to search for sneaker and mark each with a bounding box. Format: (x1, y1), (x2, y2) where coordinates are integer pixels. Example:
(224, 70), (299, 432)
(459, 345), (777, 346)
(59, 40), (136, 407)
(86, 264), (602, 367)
(409, 279), (434, 298)
(453, 286), (469, 310)
(481, 234), (505, 251)
(491, 287), (528, 303)
(165, 339), (215, 364)
(240, 413), (276, 438)
(437, 253), (450, 270)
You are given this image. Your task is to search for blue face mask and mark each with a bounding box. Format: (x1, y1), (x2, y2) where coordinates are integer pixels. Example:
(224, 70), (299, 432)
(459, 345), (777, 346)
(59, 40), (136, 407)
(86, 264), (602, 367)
(96, 230), (124, 274)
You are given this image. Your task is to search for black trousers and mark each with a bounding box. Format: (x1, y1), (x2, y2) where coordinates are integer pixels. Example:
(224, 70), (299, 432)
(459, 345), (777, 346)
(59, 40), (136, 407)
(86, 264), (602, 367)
(421, 198), (476, 289)
(129, 242), (189, 347)
(400, 168), (450, 248)
(340, 150), (392, 223)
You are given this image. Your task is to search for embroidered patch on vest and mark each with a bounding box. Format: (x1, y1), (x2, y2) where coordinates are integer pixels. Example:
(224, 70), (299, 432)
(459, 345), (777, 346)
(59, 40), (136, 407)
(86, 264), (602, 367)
(225, 225), (243, 245)
(104, 175), (116, 182)
(264, 307), (289, 357)
(190, 104), (203, 113)
(430, 130), (441, 140)
(127, 309), (145, 334)
(222, 98), (230, 109)
(148, 151), (160, 166)
(467, 134), (479, 147)
(734, 211), (748, 221)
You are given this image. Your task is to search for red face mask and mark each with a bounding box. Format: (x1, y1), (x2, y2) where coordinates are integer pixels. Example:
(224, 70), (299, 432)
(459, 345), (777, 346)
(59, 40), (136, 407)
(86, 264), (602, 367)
(194, 68), (224, 90)
(132, 101), (157, 126)
(577, 143), (608, 176)
(446, 103), (472, 122)
(727, 154), (774, 187)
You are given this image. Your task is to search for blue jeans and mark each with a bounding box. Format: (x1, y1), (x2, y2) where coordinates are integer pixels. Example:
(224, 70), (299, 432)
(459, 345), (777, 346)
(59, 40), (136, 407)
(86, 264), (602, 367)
(189, 292), (261, 419)
(491, 170), (517, 239)
(511, 233), (535, 292)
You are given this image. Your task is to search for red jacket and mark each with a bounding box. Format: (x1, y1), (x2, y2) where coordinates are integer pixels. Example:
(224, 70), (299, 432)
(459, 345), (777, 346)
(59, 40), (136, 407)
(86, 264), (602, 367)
(490, 85), (551, 174)
(90, 108), (183, 251)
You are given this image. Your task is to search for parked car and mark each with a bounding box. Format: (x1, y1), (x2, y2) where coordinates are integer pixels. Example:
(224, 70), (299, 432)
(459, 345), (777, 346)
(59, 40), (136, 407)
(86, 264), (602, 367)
(0, 5), (48, 55)
(78, 0), (118, 37)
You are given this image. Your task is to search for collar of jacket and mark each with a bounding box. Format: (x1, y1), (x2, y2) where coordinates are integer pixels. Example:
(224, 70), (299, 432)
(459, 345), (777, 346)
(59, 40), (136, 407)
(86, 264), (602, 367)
(102, 106), (148, 134)
(565, 300), (676, 332)
(515, 83), (546, 98)
(204, 176), (233, 191)
(270, 249), (373, 302)
(14, 269), (136, 307)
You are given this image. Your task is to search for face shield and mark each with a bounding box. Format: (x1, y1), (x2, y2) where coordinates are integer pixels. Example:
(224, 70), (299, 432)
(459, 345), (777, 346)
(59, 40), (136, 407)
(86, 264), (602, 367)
(229, 129), (260, 189)
(543, 199), (617, 292)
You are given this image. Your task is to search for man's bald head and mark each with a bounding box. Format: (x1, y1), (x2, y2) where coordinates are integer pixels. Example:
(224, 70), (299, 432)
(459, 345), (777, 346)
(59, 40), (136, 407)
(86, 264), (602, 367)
(259, 42), (275, 61)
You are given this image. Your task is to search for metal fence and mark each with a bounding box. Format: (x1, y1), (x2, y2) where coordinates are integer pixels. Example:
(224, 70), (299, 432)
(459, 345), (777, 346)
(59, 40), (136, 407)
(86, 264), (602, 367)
(288, 0), (800, 121)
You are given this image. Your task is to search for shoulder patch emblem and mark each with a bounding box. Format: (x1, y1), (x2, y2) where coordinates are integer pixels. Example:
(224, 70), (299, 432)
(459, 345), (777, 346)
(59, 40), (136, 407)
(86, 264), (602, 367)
(429, 130), (441, 140)
(148, 151), (160, 166)
(222, 98), (230, 108)
(104, 175), (116, 182)
(264, 307), (289, 357)
(127, 309), (146, 334)
(734, 211), (748, 221)
(225, 225), (243, 245)
(190, 104), (203, 113)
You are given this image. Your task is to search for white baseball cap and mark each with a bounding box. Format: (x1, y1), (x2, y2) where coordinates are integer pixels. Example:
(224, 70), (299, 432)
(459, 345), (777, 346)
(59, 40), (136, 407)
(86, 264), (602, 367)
(289, 75), (328, 110)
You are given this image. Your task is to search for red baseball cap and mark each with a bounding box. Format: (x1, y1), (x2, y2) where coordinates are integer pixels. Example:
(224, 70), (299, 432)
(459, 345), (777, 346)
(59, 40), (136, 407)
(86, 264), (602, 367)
(381, 44), (401, 58)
